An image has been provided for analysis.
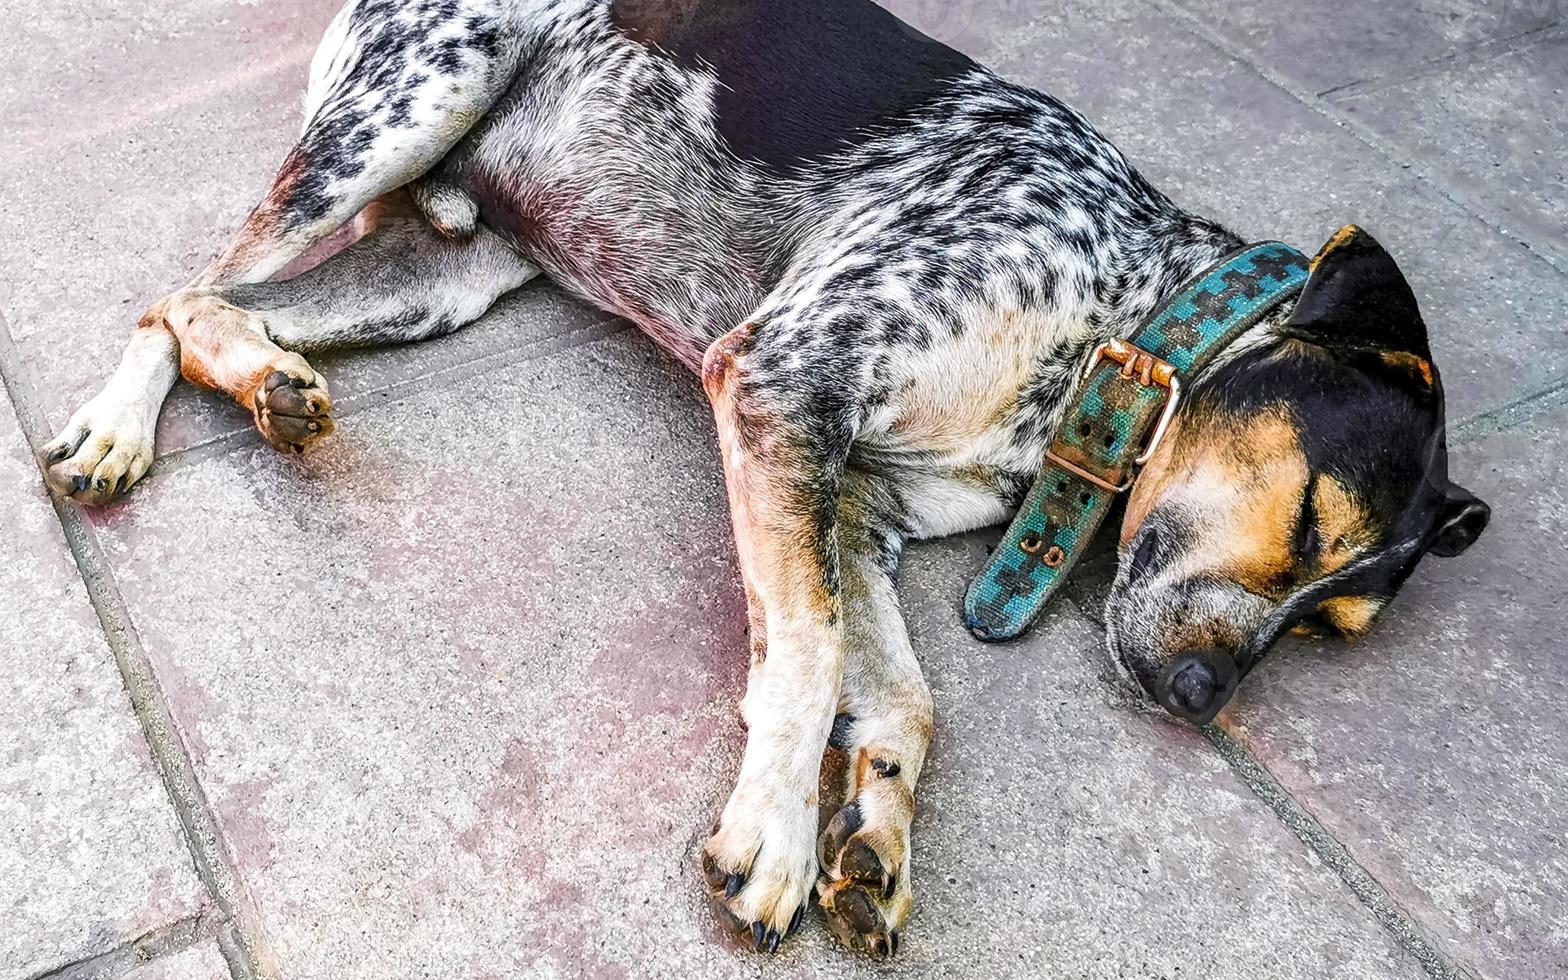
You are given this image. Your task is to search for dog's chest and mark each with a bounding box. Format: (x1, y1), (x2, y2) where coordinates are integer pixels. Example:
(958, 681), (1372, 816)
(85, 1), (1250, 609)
(859, 306), (1084, 540)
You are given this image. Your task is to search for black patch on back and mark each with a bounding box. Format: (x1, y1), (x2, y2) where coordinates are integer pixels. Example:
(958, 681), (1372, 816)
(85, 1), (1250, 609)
(610, 0), (977, 173)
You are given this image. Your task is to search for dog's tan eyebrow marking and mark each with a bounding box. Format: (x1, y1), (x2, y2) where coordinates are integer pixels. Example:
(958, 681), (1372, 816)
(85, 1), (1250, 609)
(1382, 350), (1435, 388)
(1311, 474), (1376, 574)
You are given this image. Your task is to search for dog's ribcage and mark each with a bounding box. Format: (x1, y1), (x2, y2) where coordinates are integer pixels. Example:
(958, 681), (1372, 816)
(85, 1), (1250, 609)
(315, 0), (1242, 540)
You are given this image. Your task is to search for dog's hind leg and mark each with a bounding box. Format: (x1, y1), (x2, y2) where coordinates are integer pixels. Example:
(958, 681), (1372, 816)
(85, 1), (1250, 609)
(204, 0), (524, 288)
(160, 193), (538, 458)
(817, 478), (930, 958)
(41, 0), (522, 502)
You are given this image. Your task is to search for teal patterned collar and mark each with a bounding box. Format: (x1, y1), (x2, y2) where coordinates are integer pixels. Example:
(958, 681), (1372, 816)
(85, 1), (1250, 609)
(964, 241), (1312, 641)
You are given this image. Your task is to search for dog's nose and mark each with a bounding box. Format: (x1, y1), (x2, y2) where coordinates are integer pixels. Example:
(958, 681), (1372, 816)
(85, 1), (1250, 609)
(1156, 650), (1240, 724)
(1170, 660), (1217, 712)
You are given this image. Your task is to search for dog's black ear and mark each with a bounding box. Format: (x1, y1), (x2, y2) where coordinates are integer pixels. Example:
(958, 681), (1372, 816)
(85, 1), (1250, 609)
(1282, 225), (1437, 393)
(1427, 483), (1491, 557)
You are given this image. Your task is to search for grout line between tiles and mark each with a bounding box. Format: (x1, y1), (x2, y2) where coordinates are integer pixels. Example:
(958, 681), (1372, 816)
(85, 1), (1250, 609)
(0, 316), (271, 980)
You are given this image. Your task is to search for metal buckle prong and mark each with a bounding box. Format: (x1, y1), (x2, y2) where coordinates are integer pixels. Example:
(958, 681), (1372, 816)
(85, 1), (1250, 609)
(1135, 375), (1182, 466)
(1044, 449), (1132, 493)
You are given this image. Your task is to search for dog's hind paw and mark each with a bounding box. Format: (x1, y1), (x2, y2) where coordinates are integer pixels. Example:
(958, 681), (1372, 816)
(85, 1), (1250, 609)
(816, 788), (913, 959)
(39, 394), (158, 506)
(249, 356), (334, 456)
(700, 790), (817, 953)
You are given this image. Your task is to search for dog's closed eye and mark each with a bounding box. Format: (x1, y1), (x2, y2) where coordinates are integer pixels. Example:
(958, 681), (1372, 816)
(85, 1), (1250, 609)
(1293, 477), (1322, 563)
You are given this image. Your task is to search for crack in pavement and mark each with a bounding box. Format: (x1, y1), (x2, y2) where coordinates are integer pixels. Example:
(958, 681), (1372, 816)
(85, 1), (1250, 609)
(1452, 373), (1568, 446)
(1316, 22), (1567, 102)
(1203, 724), (1482, 980)
(1153, 0), (1567, 277)
(23, 912), (222, 980)
(146, 312), (631, 479)
(0, 314), (270, 980)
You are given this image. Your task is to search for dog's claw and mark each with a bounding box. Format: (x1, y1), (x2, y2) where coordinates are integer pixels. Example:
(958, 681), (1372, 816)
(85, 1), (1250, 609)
(703, 799), (816, 954)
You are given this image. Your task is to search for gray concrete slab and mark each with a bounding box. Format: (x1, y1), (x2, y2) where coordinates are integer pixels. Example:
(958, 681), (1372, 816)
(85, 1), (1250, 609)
(0, 0), (610, 463)
(87, 331), (1431, 978)
(1329, 29), (1568, 263)
(1217, 404), (1568, 979)
(0, 387), (210, 977)
(1170, 0), (1563, 95)
(125, 941), (232, 980)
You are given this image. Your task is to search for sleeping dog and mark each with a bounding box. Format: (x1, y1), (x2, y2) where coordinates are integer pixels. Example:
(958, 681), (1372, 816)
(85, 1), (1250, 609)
(38, 0), (1490, 957)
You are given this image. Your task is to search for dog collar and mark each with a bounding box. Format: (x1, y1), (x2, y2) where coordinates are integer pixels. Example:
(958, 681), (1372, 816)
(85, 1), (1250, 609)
(963, 241), (1312, 641)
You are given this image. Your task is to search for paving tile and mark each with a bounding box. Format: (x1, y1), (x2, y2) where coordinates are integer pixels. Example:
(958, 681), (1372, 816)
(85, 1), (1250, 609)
(1170, 0), (1562, 95)
(962, 0), (1568, 424)
(1218, 404), (1568, 979)
(0, 0), (609, 462)
(0, 388), (209, 977)
(1330, 31), (1568, 263)
(125, 941), (232, 980)
(0, 0), (338, 145)
(84, 330), (1431, 978)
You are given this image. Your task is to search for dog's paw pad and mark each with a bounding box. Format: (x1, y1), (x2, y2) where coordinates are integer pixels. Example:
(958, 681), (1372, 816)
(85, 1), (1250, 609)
(252, 360), (334, 455)
(817, 799), (910, 959)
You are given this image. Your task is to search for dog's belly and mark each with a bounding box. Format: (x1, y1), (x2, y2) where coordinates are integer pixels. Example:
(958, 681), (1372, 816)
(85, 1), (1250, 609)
(462, 165), (767, 366)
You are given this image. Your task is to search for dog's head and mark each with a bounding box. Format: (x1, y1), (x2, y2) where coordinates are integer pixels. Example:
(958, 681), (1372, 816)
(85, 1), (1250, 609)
(1106, 226), (1490, 723)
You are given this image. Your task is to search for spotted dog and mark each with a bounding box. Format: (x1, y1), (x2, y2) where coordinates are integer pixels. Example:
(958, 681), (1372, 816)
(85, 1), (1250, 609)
(40, 0), (1491, 958)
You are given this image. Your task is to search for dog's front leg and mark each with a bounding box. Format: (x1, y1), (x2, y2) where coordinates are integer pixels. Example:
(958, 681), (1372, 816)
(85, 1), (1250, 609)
(699, 326), (847, 952)
(817, 484), (930, 959)
(38, 323), (179, 505)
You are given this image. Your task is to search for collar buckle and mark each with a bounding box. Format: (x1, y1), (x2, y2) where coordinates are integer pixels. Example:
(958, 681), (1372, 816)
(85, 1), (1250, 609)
(1082, 338), (1183, 467)
(1042, 338), (1184, 493)
(964, 241), (1312, 642)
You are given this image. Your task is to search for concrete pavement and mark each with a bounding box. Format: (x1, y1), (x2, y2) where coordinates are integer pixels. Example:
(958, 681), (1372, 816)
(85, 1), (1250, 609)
(1, 1), (1563, 977)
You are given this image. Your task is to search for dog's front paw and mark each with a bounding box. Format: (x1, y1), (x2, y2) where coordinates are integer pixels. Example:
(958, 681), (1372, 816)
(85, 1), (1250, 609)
(817, 781), (913, 959)
(700, 784), (818, 953)
(39, 394), (158, 506)
(249, 357), (334, 455)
